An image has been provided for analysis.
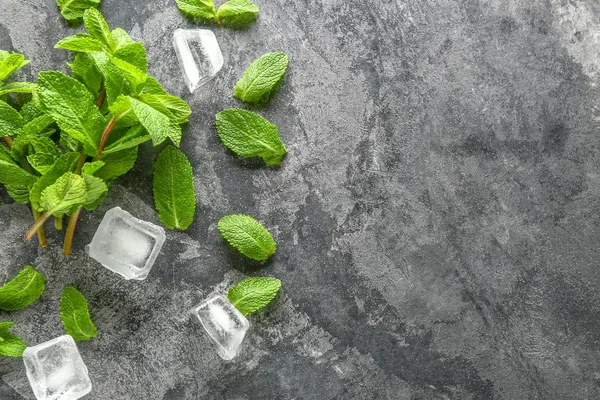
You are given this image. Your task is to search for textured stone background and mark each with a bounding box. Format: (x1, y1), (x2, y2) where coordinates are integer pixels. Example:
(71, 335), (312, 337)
(1, 0), (600, 399)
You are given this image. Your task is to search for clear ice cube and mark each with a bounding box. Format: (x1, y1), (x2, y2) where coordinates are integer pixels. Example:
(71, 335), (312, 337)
(87, 207), (166, 280)
(192, 295), (249, 360)
(23, 335), (92, 400)
(173, 29), (224, 93)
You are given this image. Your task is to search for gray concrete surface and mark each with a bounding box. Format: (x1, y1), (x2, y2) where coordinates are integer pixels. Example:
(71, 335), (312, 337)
(1, 0), (600, 398)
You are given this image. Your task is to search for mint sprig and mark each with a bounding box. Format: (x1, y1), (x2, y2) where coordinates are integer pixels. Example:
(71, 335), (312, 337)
(60, 286), (98, 341)
(233, 52), (288, 107)
(153, 146), (196, 230)
(228, 277), (282, 316)
(218, 214), (277, 261)
(175, 0), (217, 21)
(0, 266), (46, 311)
(56, 0), (101, 22)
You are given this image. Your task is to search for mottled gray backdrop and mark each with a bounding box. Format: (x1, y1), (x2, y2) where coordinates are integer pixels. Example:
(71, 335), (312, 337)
(1, 0), (600, 399)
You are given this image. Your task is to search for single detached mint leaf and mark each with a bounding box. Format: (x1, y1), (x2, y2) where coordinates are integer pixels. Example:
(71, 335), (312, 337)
(153, 146), (196, 230)
(228, 277), (281, 316)
(175, 0), (217, 21)
(233, 52), (288, 107)
(0, 51), (29, 82)
(36, 71), (105, 156)
(217, 214), (277, 261)
(0, 266), (46, 311)
(0, 322), (26, 357)
(60, 286), (97, 341)
(83, 8), (113, 50)
(57, 0), (101, 22)
(216, 0), (259, 28)
(215, 109), (287, 165)
(0, 82), (36, 96)
(40, 172), (88, 217)
(30, 152), (80, 211)
(55, 34), (106, 53)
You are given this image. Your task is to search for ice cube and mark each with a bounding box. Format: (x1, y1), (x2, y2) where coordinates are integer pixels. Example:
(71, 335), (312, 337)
(192, 295), (249, 360)
(87, 207), (166, 280)
(23, 335), (92, 400)
(173, 29), (224, 93)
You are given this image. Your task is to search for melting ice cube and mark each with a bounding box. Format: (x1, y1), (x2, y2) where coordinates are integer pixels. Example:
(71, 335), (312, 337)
(23, 335), (92, 400)
(192, 295), (249, 360)
(173, 29), (224, 93)
(87, 207), (166, 280)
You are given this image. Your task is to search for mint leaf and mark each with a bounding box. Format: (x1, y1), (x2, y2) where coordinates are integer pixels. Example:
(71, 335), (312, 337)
(138, 94), (192, 124)
(90, 52), (132, 106)
(153, 146), (196, 230)
(36, 71), (105, 156)
(175, 0), (217, 21)
(11, 114), (57, 158)
(81, 160), (104, 175)
(55, 34), (106, 53)
(40, 172), (88, 216)
(0, 266), (46, 311)
(215, 109), (287, 165)
(5, 185), (30, 204)
(0, 51), (29, 82)
(233, 52), (288, 107)
(110, 28), (136, 51)
(94, 146), (137, 183)
(108, 56), (147, 94)
(129, 97), (182, 146)
(217, 214), (277, 261)
(216, 0), (259, 28)
(103, 124), (150, 154)
(30, 152), (80, 211)
(69, 53), (103, 98)
(0, 145), (37, 187)
(228, 277), (281, 316)
(114, 42), (148, 73)
(0, 100), (24, 137)
(0, 82), (36, 96)
(60, 286), (97, 341)
(83, 8), (113, 50)
(57, 0), (101, 22)
(19, 102), (45, 123)
(0, 322), (26, 357)
(26, 137), (63, 175)
(81, 173), (107, 210)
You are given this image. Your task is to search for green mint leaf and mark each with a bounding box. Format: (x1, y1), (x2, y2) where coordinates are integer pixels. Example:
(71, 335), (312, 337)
(60, 286), (97, 341)
(56, 0), (101, 22)
(11, 114), (57, 158)
(94, 146), (137, 183)
(215, 109), (287, 165)
(217, 214), (277, 261)
(108, 56), (147, 94)
(36, 71), (105, 156)
(114, 42), (148, 73)
(216, 0), (259, 28)
(175, 0), (217, 21)
(129, 97), (182, 146)
(0, 322), (26, 357)
(140, 77), (168, 95)
(30, 152), (80, 211)
(69, 53), (103, 98)
(0, 266), (46, 311)
(26, 137), (63, 175)
(83, 8), (113, 50)
(103, 124), (150, 155)
(153, 146), (196, 230)
(60, 131), (81, 153)
(227, 277), (281, 316)
(0, 145), (37, 187)
(89, 52), (132, 106)
(233, 52), (288, 107)
(55, 34), (106, 53)
(138, 94), (192, 124)
(5, 185), (30, 204)
(0, 100), (24, 137)
(0, 51), (29, 82)
(40, 172), (88, 217)
(19, 102), (45, 123)
(0, 82), (36, 96)
(81, 160), (104, 175)
(81, 173), (107, 210)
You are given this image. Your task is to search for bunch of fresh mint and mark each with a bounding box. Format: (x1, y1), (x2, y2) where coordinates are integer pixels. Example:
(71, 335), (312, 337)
(176, 0), (260, 28)
(0, 265), (97, 357)
(0, 8), (195, 255)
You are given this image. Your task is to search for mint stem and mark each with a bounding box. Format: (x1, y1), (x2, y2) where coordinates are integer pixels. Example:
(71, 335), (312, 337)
(55, 216), (63, 230)
(74, 151), (87, 175)
(2, 136), (13, 148)
(25, 212), (51, 240)
(63, 207), (81, 256)
(94, 115), (117, 161)
(96, 86), (106, 108)
(32, 209), (47, 248)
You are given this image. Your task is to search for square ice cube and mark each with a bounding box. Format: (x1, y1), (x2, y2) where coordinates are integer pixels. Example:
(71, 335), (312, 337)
(173, 29), (224, 93)
(87, 207), (166, 280)
(23, 335), (92, 400)
(192, 295), (249, 360)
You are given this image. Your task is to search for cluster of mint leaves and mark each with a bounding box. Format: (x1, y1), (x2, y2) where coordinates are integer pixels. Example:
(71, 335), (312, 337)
(0, 8), (196, 255)
(0, 265), (96, 357)
(176, 0), (260, 28)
